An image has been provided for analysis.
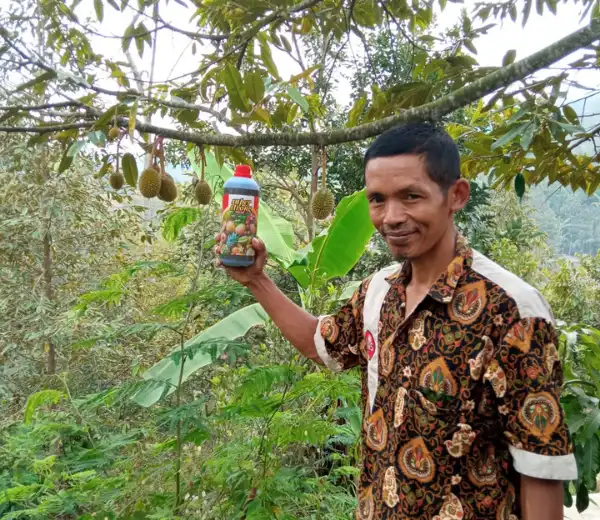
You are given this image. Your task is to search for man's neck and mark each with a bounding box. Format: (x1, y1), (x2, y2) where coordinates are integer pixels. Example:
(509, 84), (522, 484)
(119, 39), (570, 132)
(408, 227), (458, 289)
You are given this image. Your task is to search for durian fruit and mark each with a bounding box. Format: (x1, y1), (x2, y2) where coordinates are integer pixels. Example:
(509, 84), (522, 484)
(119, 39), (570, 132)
(158, 173), (178, 202)
(108, 126), (120, 141)
(311, 188), (335, 219)
(139, 166), (162, 198)
(195, 180), (212, 205)
(109, 172), (125, 190)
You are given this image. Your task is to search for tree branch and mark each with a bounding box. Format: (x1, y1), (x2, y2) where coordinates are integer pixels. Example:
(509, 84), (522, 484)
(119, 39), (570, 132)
(1, 20), (598, 149)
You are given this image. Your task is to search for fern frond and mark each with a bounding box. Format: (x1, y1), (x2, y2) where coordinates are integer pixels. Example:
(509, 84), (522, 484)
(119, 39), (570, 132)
(23, 390), (66, 424)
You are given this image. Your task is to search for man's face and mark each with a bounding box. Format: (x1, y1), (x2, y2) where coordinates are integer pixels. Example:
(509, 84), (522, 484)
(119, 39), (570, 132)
(365, 154), (467, 261)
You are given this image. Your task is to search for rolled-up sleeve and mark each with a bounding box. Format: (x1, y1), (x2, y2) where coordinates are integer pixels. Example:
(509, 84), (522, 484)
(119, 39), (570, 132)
(489, 317), (577, 480)
(314, 281), (367, 372)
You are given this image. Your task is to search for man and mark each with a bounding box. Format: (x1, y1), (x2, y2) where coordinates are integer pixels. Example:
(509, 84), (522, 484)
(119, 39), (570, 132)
(217, 123), (577, 519)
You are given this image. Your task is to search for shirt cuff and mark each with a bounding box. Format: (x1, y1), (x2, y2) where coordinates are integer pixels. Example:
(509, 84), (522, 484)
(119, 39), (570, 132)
(508, 445), (578, 480)
(314, 315), (343, 372)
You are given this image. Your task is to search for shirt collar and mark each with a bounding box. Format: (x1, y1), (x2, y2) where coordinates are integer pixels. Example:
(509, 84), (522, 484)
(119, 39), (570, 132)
(385, 232), (472, 304)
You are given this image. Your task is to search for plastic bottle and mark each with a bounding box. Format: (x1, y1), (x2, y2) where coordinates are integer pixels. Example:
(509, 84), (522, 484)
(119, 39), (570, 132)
(219, 165), (260, 267)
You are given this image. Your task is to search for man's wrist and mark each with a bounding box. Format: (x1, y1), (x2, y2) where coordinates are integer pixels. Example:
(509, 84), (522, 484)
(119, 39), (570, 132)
(245, 272), (270, 293)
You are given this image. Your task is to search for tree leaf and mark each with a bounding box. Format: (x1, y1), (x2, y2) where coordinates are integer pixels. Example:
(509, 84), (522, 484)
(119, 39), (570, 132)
(514, 173), (526, 199)
(576, 481), (589, 513)
(520, 122), (536, 150)
(286, 86), (309, 113)
(222, 63), (250, 112)
(132, 304), (268, 407)
(562, 105), (580, 125)
(24, 390), (66, 423)
(128, 100), (137, 139)
(244, 71), (265, 104)
(94, 0), (104, 22)
(491, 123), (528, 150)
(252, 106), (271, 124)
(502, 49), (516, 66)
(58, 152), (74, 173)
(260, 38), (279, 79)
(464, 39), (477, 55)
(121, 153), (138, 187)
(14, 71), (57, 93)
(67, 140), (86, 158)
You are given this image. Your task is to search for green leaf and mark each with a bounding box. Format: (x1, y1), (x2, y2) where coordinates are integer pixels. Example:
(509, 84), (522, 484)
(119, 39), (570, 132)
(554, 121), (584, 134)
(463, 39), (477, 55)
(14, 71), (57, 92)
(347, 96), (367, 127)
(244, 71), (265, 104)
(132, 304), (268, 407)
(576, 481), (589, 513)
(94, 0), (104, 22)
(128, 100), (137, 139)
(514, 173), (526, 199)
(162, 207), (201, 241)
(260, 38), (279, 79)
(520, 122), (536, 150)
(286, 86), (309, 113)
(121, 153), (138, 187)
(223, 63), (250, 112)
(491, 123), (528, 150)
(67, 140), (86, 158)
(24, 390), (66, 423)
(289, 190), (375, 289)
(502, 49), (516, 66)
(562, 105), (580, 125)
(58, 152), (74, 173)
(87, 130), (106, 147)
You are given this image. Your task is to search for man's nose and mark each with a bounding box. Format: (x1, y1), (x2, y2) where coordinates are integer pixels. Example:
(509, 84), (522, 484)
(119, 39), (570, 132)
(383, 200), (408, 227)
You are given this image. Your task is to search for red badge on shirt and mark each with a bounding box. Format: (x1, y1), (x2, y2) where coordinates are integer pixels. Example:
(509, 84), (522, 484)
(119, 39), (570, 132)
(366, 331), (376, 360)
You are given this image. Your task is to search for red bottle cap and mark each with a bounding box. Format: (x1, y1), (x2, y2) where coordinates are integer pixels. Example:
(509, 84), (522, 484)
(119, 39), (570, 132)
(234, 165), (252, 178)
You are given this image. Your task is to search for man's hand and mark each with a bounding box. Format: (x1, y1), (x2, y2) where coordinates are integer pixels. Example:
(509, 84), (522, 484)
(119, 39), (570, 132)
(214, 234), (267, 288)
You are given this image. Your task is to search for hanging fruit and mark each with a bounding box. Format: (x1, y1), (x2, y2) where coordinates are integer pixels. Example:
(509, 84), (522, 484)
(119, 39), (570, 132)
(311, 146), (335, 220)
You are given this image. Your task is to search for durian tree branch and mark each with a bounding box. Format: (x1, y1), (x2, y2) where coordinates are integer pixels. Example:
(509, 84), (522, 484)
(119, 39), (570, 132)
(0, 20), (598, 148)
(0, 101), (84, 111)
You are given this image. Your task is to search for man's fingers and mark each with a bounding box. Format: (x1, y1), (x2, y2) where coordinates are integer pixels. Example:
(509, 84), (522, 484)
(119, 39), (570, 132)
(251, 237), (265, 251)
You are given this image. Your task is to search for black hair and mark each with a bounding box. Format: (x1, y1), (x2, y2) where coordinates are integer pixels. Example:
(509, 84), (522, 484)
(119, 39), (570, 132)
(363, 122), (461, 191)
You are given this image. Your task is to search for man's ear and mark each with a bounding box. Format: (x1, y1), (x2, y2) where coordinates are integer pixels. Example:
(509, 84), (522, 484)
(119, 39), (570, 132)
(448, 179), (470, 213)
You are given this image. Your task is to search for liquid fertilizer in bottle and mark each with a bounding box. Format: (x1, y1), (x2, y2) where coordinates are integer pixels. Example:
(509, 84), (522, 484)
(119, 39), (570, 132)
(220, 165), (260, 267)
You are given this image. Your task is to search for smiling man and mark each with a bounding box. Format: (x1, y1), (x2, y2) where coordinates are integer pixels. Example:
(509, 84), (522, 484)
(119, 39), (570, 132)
(217, 122), (577, 519)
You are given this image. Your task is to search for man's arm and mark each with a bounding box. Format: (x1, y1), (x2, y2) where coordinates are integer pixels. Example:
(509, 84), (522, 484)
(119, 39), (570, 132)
(520, 475), (564, 520)
(217, 236), (321, 362)
(246, 272), (321, 363)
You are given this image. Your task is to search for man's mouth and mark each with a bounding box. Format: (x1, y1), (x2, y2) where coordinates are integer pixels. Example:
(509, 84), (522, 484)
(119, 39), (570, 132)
(384, 230), (417, 244)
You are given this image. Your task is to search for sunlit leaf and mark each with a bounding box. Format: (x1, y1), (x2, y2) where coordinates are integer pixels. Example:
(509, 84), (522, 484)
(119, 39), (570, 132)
(121, 153), (138, 187)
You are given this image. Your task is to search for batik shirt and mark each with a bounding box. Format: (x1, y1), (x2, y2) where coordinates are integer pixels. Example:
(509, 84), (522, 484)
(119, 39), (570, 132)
(314, 235), (577, 520)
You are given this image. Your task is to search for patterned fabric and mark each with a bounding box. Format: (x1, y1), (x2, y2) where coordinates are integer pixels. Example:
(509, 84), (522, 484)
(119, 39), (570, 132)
(315, 234), (576, 520)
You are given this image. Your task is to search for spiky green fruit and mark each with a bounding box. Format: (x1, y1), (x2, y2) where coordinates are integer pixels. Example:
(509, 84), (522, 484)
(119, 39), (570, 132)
(311, 188), (335, 219)
(195, 180), (212, 205)
(139, 167), (162, 198)
(109, 172), (125, 190)
(108, 126), (120, 141)
(158, 173), (178, 202)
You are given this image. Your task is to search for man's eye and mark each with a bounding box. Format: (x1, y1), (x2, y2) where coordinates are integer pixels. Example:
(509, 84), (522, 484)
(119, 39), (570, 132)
(369, 195), (384, 204)
(406, 193), (421, 200)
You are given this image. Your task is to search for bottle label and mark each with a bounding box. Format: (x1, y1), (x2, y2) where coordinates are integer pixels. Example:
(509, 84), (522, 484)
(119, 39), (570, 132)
(220, 193), (259, 257)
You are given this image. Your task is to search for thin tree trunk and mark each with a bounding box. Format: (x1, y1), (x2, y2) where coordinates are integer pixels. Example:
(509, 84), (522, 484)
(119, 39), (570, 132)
(40, 151), (55, 374)
(308, 145), (320, 241)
